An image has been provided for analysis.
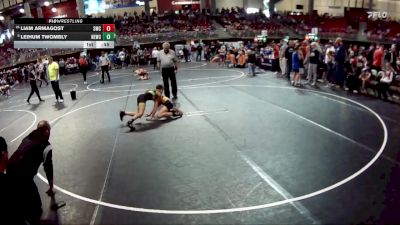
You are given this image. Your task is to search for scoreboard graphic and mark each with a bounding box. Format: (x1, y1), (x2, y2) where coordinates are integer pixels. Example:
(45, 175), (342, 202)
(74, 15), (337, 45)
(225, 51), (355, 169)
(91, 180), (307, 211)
(14, 18), (116, 49)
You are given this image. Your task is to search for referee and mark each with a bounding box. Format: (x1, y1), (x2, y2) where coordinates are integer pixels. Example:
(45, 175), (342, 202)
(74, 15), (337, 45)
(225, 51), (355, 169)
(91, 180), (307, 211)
(157, 42), (179, 99)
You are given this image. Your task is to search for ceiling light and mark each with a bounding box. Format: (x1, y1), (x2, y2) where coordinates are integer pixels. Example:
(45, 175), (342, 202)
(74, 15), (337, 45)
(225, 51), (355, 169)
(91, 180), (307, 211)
(51, 7), (57, 12)
(19, 8), (25, 13)
(44, 1), (50, 6)
(0, 16), (4, 21)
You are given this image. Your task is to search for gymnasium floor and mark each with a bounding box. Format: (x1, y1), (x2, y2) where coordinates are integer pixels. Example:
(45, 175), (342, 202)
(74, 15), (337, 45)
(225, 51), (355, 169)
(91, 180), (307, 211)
(1, 62), (400, 225)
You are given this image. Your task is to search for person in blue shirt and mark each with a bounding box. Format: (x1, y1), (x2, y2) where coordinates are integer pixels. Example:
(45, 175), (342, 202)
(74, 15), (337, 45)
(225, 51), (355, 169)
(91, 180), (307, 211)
(292, 45), (303, 86)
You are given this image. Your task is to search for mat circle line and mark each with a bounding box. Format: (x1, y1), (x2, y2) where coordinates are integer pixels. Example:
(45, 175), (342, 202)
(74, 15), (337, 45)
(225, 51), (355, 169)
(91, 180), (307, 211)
(0, 109), (38, 143)
(88, 73), (244, 93)
(36, 84), (387, 214)
(86, 66), (245, 93)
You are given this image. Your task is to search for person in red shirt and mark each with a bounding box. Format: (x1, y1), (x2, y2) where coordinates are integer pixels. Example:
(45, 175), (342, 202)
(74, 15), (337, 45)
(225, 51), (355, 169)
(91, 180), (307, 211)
(373, 44), (384, 71)
(78, 55), (89, 85)
(272, 43), (280, 73)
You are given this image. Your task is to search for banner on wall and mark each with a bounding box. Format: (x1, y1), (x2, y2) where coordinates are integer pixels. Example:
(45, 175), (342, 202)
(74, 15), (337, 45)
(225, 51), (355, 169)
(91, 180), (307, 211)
(84, 0), (152, 14)
(158, 0), (206, 12)
(171, 1), (200, 5)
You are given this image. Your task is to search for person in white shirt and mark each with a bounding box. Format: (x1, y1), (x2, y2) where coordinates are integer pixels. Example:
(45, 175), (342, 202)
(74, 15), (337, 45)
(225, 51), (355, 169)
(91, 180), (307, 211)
(99, 51), (111, 83)
(119, 49), (126, 67)
(37, 59), (48, 87)
(43, 57), (50, 82)
(324, 42), (336, 86)
(279, 40), (288, 77)
(151, 47), (159, 70)
(157, 42), (178, 99)
(377, 62), (394, 101)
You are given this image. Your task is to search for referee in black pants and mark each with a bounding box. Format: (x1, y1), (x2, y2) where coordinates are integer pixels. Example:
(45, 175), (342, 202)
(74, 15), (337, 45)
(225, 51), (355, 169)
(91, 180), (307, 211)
(157, 42), (179, 99)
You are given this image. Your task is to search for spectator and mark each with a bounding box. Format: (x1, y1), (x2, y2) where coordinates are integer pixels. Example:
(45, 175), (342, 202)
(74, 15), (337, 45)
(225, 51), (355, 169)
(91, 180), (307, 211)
(37, 58), (48, 87)
(359, 67), (371, 94)
(227, 50), (236, 68)
(366, 44), (375, 66)
(119, 48), (126, 67)
(292, 45), (303, 87)
(196, 43), (203, 61)
(307, 42), (320, 86)
(323, 41), (336, 85)
(157, 42), (179, 99)
(78, 55), (89, 85)
(270, 43), (280, 73)
(285, 40), (295, 81)
(152, 47), (160, 68)
(373, 44), (384, 71)
(210, 41), (217, 56)
(204, 46), (212, 61)
(334, 37), (346, 88)
(48, 57), (64, 103)
(108, 51), (115, 69)
(236, 50), (247, 68)
(247, 49), (257, 77)
(385, 45), (398, 69)
(7, 121), (55, 225)
(59, 58), (66, 76)
(218, 45), (227, 67)
(279, 39), (288, 77)
(0, 77), (11, 97)
(377, 62), (394, 101)
(396, 56), (400, 73)
(182, 46), (190, 63)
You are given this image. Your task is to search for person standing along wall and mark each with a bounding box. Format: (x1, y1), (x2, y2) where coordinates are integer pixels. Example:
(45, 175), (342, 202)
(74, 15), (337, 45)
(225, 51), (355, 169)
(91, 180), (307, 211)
(334, 38), (346, 89)
(37, 58), (49, 87)
(247, 50), (257, 77)
(279, 40), (288, 77)
(79, 56), (89, 85)
(196, 43), (203, 61)
(307, 42), (320, 86)
(157, 42), (179, 99)
(59, 58), (66, 76)
(285, 41), (295, 81)
(48, 57), (64, 103)
(152, 47), (160, 69)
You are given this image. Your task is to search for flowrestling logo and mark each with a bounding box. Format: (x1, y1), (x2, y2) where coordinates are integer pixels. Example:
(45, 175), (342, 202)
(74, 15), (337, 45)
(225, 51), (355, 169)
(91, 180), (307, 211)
(367, 11), (388, 19)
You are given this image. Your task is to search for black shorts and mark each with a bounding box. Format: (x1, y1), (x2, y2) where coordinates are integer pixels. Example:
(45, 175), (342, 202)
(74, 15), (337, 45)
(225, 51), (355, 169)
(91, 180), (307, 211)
(137, 94), (146, 104)
(137, 92), (153, 104)
(292, 68), (299, 73)
(164, 100), (174, 111)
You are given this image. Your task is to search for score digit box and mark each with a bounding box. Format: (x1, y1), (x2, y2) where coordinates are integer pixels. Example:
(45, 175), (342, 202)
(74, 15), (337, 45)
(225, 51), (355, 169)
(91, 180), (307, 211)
(102, 32), (116, 41)
(102, 24), (115, 32)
